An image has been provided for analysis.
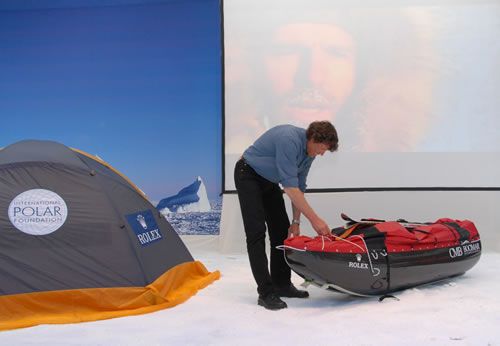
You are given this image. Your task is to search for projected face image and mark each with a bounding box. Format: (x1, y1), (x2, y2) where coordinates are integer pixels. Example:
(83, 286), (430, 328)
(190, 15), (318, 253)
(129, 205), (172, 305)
(265, 22), (356, 127)
(224, 6), (454, 154)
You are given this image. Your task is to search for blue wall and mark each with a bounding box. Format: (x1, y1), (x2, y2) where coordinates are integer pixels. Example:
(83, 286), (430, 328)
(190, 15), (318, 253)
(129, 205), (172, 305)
(0, 0), (222, 203)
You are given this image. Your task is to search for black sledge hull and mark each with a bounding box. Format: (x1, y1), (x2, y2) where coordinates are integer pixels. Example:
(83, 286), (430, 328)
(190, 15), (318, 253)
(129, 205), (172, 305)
(285, 241), (481, 296)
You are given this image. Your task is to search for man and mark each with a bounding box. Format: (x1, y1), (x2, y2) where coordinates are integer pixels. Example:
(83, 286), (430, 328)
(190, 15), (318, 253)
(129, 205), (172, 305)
(234, 120), (339, 310)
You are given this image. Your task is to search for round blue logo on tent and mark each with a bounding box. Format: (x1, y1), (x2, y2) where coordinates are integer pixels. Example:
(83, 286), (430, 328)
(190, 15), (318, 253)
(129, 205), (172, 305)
(8, 189), (68, 235)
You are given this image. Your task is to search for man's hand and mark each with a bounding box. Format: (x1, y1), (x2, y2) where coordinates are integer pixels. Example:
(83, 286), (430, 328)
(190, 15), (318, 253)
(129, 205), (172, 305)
(283, 187), (331, 236)
(288, 223), (301, 238)
(310, 217), (331, 236)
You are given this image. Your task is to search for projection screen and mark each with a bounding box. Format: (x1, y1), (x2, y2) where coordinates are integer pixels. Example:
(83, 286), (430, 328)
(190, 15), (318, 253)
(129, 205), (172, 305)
(224, 0), (500, 191)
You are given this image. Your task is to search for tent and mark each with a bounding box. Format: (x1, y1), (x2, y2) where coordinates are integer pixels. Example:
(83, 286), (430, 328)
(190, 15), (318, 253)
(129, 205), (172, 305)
(0, 140), (220, 331)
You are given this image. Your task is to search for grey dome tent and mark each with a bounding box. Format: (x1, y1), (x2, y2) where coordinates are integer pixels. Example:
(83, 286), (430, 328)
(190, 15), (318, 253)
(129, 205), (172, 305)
(0, 140), (219, 331)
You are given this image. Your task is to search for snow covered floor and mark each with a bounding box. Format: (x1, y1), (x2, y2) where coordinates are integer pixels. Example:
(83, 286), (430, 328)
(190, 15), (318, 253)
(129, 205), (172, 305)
(2, 251), (500, 346)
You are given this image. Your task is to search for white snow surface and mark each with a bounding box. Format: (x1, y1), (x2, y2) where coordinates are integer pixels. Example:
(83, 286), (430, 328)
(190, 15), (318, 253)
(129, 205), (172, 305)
(2, 251), (500, 345)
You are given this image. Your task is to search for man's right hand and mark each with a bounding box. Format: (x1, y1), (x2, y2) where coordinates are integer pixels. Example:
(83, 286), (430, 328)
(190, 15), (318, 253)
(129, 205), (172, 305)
(310, 217), (331, 236)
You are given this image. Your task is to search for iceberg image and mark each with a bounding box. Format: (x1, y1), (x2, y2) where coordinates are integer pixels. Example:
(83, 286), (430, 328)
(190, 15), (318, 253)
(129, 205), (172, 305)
(156, 176), (221, 235)
(157, 176), (211, 213)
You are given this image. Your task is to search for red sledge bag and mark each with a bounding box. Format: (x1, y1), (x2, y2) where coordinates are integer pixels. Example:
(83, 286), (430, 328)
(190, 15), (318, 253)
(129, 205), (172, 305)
(282, 215), (481, 296)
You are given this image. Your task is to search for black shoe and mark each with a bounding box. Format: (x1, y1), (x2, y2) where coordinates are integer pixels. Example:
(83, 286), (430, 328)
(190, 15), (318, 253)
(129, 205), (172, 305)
(258, 293), (288, 310)
(274, 284), (309, 298)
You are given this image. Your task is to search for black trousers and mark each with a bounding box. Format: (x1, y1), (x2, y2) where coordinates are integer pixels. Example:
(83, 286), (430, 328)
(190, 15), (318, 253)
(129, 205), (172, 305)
(234, 158), (291, 296)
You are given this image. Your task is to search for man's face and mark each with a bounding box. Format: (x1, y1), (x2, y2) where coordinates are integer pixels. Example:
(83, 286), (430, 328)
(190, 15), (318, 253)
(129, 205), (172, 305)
(265, 22), (356, 126)
(307, 140), (330, 157)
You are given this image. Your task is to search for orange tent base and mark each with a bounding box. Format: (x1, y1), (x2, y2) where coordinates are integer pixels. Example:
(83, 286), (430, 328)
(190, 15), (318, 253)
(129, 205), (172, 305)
(0, 261), (220, 332)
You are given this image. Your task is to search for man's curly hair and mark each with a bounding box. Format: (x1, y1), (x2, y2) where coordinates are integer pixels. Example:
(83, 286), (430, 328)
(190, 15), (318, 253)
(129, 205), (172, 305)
(306, 121), (339, 152)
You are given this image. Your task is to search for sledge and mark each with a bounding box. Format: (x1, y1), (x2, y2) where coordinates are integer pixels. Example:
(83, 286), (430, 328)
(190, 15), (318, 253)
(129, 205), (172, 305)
(281, 214), (481, 297)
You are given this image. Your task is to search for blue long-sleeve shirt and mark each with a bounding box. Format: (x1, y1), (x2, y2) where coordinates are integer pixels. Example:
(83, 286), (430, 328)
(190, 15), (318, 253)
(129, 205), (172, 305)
(243, 125), (314, 192)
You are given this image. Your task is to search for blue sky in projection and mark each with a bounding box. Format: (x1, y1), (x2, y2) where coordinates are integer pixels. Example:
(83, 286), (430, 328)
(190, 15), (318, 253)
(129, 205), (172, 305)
(0, 0), (221, 202)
